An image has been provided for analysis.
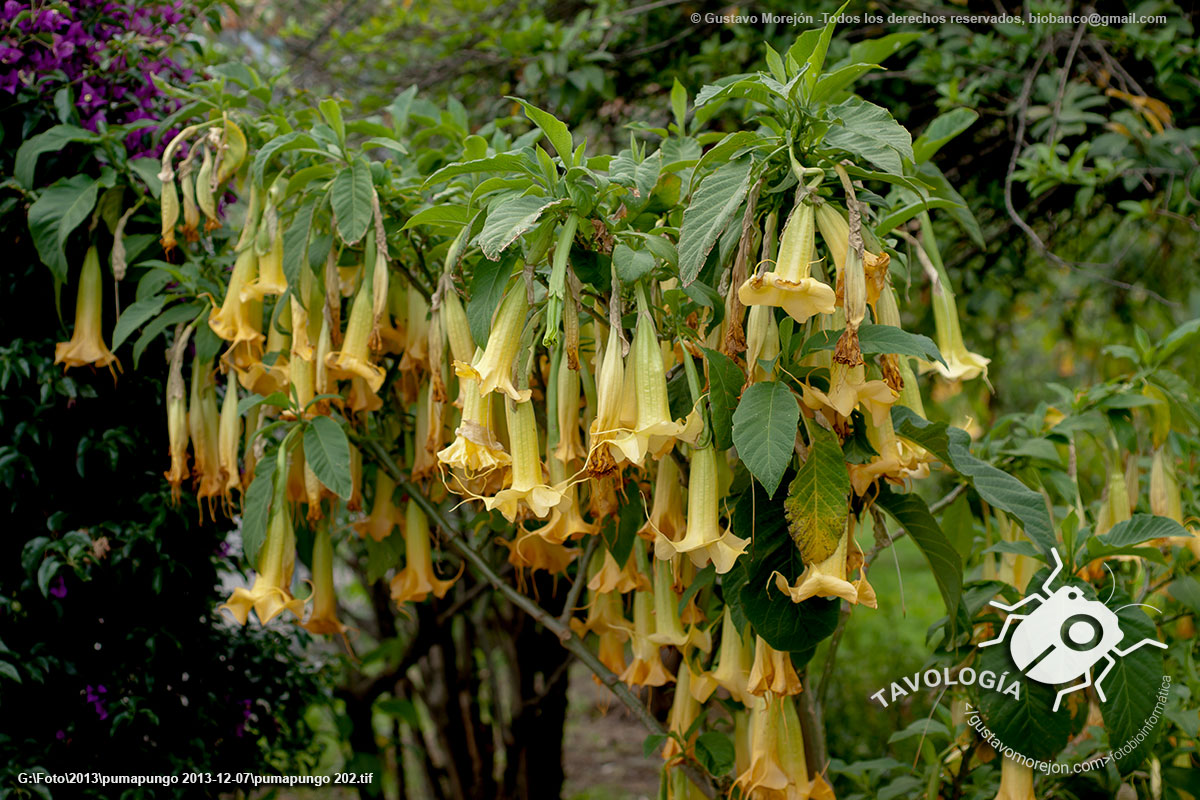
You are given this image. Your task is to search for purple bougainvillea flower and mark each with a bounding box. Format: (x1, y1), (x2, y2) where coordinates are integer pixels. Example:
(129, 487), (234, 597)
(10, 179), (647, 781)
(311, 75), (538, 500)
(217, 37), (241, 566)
(50, 33), (75, 60)
(0, 45), (21, 66)
(0, 2), (23, 24)
(84, 684), (109, 720)
(49, 576), (67, 598)
(77, 80), (105, 112)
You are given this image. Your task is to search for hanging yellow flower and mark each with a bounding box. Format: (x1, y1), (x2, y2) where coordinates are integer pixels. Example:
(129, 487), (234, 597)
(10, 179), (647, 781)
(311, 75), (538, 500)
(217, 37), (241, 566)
(437, 371), (511, 478)
(773, 514), (876, 608)
(55, 246), (121, 377)
(746, 636), (803, 697)
(639, 456), (687, 543)
(302, 522), (349, 636)
(209, 248), (264, 354)
(920, 278), (990, 383)
(354, 470), (402, 542)
(455, 283), (530, 402)
(390, 499), (457, 604)
(327, 278), (386, 393)
(483, 397), (565, 522)
(710, 605), (754, 703)
(654, 445), (747, 574)
(994, 756), (1036, 800)
(738, 198), (836, 325)
(220, 500), (305, 625)
(621, 589), (675, 687)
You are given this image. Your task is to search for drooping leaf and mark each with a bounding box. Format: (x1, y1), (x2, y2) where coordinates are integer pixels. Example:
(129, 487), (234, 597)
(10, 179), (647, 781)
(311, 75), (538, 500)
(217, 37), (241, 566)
(466, 256), (514, 347)
(971, 645), (1076, 762)
(1099, 599), (1169, 773)
(423, 153), (537, 187)
(601, 486), (643, 568)
(784, 421), (849, 564)
(329, 158), (373, 245)
(14, 124), (99, 188)
(823, 97), (914, 175)
(695, 732), (735, 776)
(732, 381), (799, 498)
(509, 98), (574, 162)
(403, 205), (471, 231)
(702, 347), (744, 451)
(1099, 514), (1189, 547)
(799, 323), (946, 366)
(912, 108), (980, 165)
(612, 242), (655, 284)
(303, 416), (353, 500)
(241, 455), (277, 567)
(251, 131), (318, 188)
(677, 157), (754, 286)
(875, 486), (963, 621)
(111, 296), (168, 351)
(476, 195), (564, 260)
(282, 198), (316, 293)
(28, 175), (99, 283)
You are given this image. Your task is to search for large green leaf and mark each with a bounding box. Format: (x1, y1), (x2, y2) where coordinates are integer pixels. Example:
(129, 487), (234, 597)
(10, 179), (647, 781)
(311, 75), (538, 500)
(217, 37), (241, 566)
(241, 455), (276, 567)
(823, 97), (913, 176)
(971, 645), (1076, 762)
(14, 124), (100, 188)
(1099, 514), (1189, 547)
(600, 485), (643, 568)
(28, 175), (99, 283)
(476, 195), (564, 260)
(702, 347), (744, 451)
(1100, 600), (1168, 773)
(732, 381), (799, 498)
(329, 158), (373, 245)
(509, 98), (574, 162)
(467, 256), (514, 347)
(282, 199), (316, 293)
(912, 108), (980, 165)
(800, 323), (946, 366)
(111, 296), (168, 351)
(892, 407), (1055, 553)
(304, 416), (353, 500)
(783, 421), (849, 564)
(739, 540), (840, 658)
(846, 31), (924, 66)
(875, 199), (964, 238)
(402, 205), (471, 232)
(612, 242), (655, 284)
(875, 486), (963, 621)
(251, 131), (318, 188)
(423, 153), (537, 187)
(677, 157), (754, 286)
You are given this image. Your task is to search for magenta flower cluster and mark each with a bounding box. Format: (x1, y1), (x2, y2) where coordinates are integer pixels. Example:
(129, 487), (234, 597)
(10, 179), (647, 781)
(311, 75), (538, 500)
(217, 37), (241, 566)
(1, 0), (195, 158)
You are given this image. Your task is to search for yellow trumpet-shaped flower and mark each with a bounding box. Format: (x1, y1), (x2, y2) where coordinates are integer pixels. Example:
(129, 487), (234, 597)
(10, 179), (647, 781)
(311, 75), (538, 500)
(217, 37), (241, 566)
(1150, 447), (1184, 524)
(920, 279), (990, 383)
(437, 369), (511, 478)
(188, 356), (223, 515)
(639, 456), (687, 542)
(654, 446), (748, 574)
(994, 757), (1036, 800)
(209, 248), (265, 355)
(354, 470), (402, 542)
(847, 408), (924, 496)
(326, 279), (386, 393)
(624, 306), (703, 464)
(230, 301), (290, 397)
(774, 514), (876, 608)
(734, 696), (833, 800)
(586, 323), (637, 474)
(399, 286), (430, 373)
(621, 589), (675, 688)
(390, 500), (457, 604)
(375, 282), (408, 355)
(55, 246), (121, 377)
(483, 398), (564, 522)
(455, 283), (530, 402)
(440, 285), (475, 366)
(571, 557), (634, 640)
(302, 522), (349, 635)
(534, 454), (596, 544)
(738, 198), (836, 325)
(220, 500), (305, 625)
(745, 304), (780, 384)
(802, 359), (897, 422)
(240, 229), (286, 302)
(217, 370), (242, 507)
(816, 201), (890, 313)
(648, 558), (689, 648)
(411, 382), (444, 482)
(553, 349), (586, 464)
(747, 636), (803, 697)
(588, 549), (651, 594)
(500, 528), (577, 576)
(662, 658), (703, 764)
(710, 605), (754, 703)
(163, 326), (192, 503)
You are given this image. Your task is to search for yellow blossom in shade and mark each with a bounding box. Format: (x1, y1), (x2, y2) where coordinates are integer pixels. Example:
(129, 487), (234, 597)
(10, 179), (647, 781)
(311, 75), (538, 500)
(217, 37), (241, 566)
(588, 549), (650, 594)
(354, 470), (402, 542)
(847, 408), (926, 496)
(438, 369), (511, 478)
(744, 304), (780, 384)
(455, 283), (530, 402)
(816, 201), (890, 313)
(654, 445), (748, 574)
(994, 757), (1036, 800)
(209, 248), (264, 352)
(801, 361), (897, 422)
(188, 357), (224, 515)
(1150, 447), (1184, 524)
(648, 558), (689, 647)
(220, 500), (305, 625)
(500, 528), (577, 576)
(55, 246), (122, 377)
(734, 698), (789, 798)
(346, 375), (382, 414)
(390, 500), (457, 604)
(747, 636), (803, 697)
(535, 454), (596, 544)
(376, 282), (408, 354)
(411, 382), (444, 482)
(302, 522), (349, 636)
(399, 286), (430, 372)
(625, 307), (703, 464)
(484, 398), (565, 522)
(711, 606), (754, 703)
(234, 301), (291, 398)
(620, 589), (675, 688)
(217, 370), (242, 507)
(326, 279), (386, 392)
(570, 557), (634, 640)
(919, 280), (990, 383)
(163, 326), (192, 503)
(774, 514), (876, 608)
(662, 658), (703, 764)
(639, 456), (687, 542)
(240, 229), (286, 302)
(586, 324), (638, 474)
(553, 349), (586, 464)
(738, 198), (836, 325)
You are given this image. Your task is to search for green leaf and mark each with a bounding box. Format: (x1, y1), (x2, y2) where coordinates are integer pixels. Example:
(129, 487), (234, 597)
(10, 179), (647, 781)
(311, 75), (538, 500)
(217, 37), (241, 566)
(28, 175), (99, 283)
(467, 256), (514, 347)
(37, 557), (61, 597)
(14, 124), (99, 188)
(732, 381), (799, 498)
(363, 136), (408, 156)
(823, 97), (913, 175)
(612, 242), (655, 284)
(330, 158), (373, 245)
(670, 78), (688, 132)
(912, 108), (979, 165)
(423, 153), (537, 187)
(875, 199), (964, 238)
(847, 31), (924, 66)
(971, 645), (1076, 762)
(476, 195), (564, 260)
(643, 733), (668, 758)
(678, 564), (715, 615)
(509, 98), (573, 162)
(236, 391), (290, 418)
(1154, 318), (1200, 364)
(740, 542), (839, 657)
(1099, 514), (1189, 547)
(251, 131), (318, 188)
(892, 407), (1055, 553)
(784, 421), (849, 563)
(111, 296), (167, 351)
(304, 416), (353, 500)
(695, 732), (735, 776)
(799, 323), (946, 366)
(678, 156), (754, 286)
(403, 205), (470, 232)
(875, 486), (963, 621)
(1168, 576), (1200, 616)
(241, 455), (276, 567)
(1099, 601), (1168, 772)
(132, 302), (203, 369)
(702, 347), (744, 451)
(366, 531), (404, 584)
(319, 97), (345, 144)
(601, 487), (643, 568)
(282, 199), (316, 293)
(0, 660), (20, 684)
(812, 63), (882, 103)
(918, 162), (984, 248)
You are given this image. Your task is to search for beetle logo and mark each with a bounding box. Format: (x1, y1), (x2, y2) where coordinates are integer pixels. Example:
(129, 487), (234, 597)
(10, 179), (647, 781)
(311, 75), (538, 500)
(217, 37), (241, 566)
(980, 548), (1167, 712)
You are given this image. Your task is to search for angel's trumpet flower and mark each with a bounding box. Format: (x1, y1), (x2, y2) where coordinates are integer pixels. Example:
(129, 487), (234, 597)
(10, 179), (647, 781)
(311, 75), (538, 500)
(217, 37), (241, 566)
(588, 549), (650, 594)
(816, 201), (890, 312)
(662, 659), (703, 763)
(586, 323), (635, 473)
(710, 605), (753, 703)
(620, 589), (675, 687)
(747, 636), (803, 697)
(376, 282), (407, 354)
(734, 699), (788, 798)
(802, 359), (897, 422)
(484, 398), (564, 522)
(217, 370), (242, 507)
(744, 305), (779, 384)
(390, 500), (457, 604)
(302, 522), (348, 635)
(536, 454), (596, 544)
(1150, 448), (1183, 524)
(500, 529), (577, 576)
(626, 304), (702, 463)
(553, 349), (586, 464)
(1094, 453), (1132, 536)
(55, 246), (121, 377)
(920, 274), (990, 383)
(354, 470), (402, 542)
(639, 456), (687, 542)
(774, 514), (876, 608)
(164, 326), (192, 503)
(240, 226), (286, 302)
(220, 500), (305, 625)
(189, 357), (223, 513)
(230, 301), (289, 396)
(648, 558), (689, 648)
(654, 446), (747, 574)
(411, 382), (443, 482)
(437, 364), (511, 478)
(571, 558), (634, 640)
(994, 756), (1036, 800)
(848, 408), (918, 495)
(326, 279), (386, 393)
(738, 198), (836, 325)
(456, 283), (530, 402)
(440, 286), (475, 367)
(399, 287), (430, 372)
(209, 248), (265, 355)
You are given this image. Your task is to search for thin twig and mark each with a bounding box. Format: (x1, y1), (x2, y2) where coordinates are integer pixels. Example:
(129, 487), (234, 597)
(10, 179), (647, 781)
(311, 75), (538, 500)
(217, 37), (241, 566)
(1046, 22), (1087, 146)
(865, 483), (968, 566)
